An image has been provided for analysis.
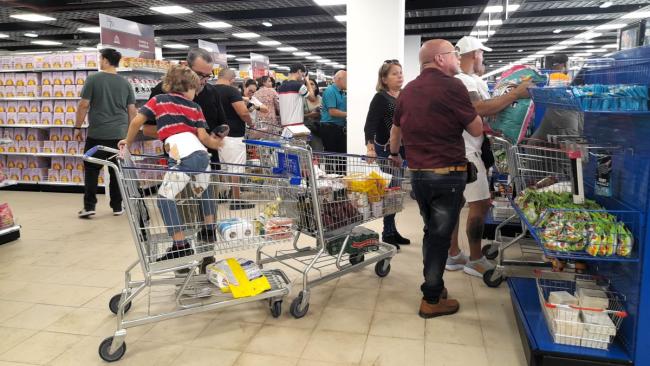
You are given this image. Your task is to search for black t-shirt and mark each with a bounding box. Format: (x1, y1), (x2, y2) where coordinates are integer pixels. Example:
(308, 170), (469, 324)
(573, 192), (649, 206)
(213, 84), (246, 137)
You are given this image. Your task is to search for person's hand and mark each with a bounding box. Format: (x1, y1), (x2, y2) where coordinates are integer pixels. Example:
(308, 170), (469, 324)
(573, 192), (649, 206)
(117, 139), (128, 157)
(366, 144), (377, 164)
(513, 79), (533, 99)
(73, 128), (83, 141)
(388, 154), (402, 167)
(213, 124), (230, 138)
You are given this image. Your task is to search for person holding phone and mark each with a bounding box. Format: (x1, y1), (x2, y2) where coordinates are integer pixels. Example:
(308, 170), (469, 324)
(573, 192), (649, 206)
(278, 63), (316, 129)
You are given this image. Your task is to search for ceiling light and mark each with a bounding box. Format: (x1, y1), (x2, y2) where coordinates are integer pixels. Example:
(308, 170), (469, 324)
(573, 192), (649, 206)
(77, 47), (97, 51)
(78, 27), (101, 33)
(150, 5), (192, 14)
(278, 46), (298, 52)
(277, 66), (290, 71)
(590, 48), (608, 53)
(326, 62), (338, 65)
(262, 22), (273, 27)
(163, 43), (189, 49)
(476, 19), (503, 26)
(560, 39), (582, 45)
(15, 51), (51, 55)
(233, 32), (260, 39)
(31, 40), (62, 46)
(553, 29), (563, 34)
(536, 50), (554, 55)
(584, 45), (595, 48)
(315, 0), (347, 5)
(334, 15), (347, 22)
(484, 4), (520, 13)
(517, 49), (523, 52)
(622, 10), (650, 19)
(235, 58), (251, 62)
(269, 64), (279, 68)
(226, 54), (236, 59)
(470, 30), (496, 37)
(577, 32), (602, 40)
(10, 13), (55, 22)
(0, 34), (9, 38)
(603, 43), (618, 49)
(198, 21), (232, 28)
(595, 23), (627, 30)
(600, 1), (613, 8)
(258, 40), (281, 46)
(317, 59), (332, 63)
(306, 56), (322, 60)
(573, 52), (593, 57)
(24, 33), (38, 38)
(548, 45), (568, 50)
(293, 51), (311, 56)
(498, 60), (503, 63)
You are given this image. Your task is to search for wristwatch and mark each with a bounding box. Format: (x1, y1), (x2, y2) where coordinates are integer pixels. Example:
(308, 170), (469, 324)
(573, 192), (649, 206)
(390, 152), (399, 157)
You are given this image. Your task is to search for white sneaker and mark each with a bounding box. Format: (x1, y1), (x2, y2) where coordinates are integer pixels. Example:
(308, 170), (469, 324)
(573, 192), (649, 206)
(446, 252), (469, 271)
(78, 208), (96, 219)
(113, 209), (125, 216)
(463, 257), (495, 278)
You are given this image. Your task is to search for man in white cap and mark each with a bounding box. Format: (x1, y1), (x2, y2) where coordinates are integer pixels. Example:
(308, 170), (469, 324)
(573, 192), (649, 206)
(446, 36), (532, 278)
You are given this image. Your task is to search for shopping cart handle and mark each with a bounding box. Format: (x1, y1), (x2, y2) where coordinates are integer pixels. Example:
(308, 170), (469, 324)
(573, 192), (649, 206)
(243, 139), (282, 148)
(84, 145), (101, 158)
(83, 145), (120, 159)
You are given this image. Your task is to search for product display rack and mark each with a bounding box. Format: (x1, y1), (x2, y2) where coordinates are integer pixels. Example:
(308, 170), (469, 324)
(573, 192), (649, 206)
(509, 47), (650, 366)
(0, 137), (19, 244)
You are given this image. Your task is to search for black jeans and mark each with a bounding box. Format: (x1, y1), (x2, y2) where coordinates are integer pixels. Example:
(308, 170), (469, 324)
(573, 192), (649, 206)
(374, 142), (405, 236)
(83, 137), (122, 212)
(411, 170), (466, 303)
(319, 123), (346, 174)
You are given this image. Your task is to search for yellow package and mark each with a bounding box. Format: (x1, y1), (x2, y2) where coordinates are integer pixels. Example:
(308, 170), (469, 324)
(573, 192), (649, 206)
(346, 171), (389, 202)
(206, 258), (271, 299)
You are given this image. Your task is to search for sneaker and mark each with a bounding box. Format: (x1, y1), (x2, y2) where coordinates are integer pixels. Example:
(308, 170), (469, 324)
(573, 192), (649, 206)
(229, 200), (255, 210)
(113, 209), (124, 216)
(156, 242), (194, 262)
(446, 252), (469, 271)
(418, 298), (460, 319)
(383, 233), (411, 246)
(463, 257), (495, 278)
(197, 227), (217, 243)
(78, 208), (96, 219)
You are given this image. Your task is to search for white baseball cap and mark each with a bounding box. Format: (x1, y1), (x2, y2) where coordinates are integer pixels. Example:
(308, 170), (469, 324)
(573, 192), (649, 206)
(456, 36), (493, 54)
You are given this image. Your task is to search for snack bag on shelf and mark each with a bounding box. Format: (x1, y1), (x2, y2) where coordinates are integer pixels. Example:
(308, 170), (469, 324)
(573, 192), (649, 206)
(14, 73), (25, 87)
(86, 53), (98, 68)
(24, 56), (35, 70)
(51, 157), (64, 170)
(4, 86), (15, 98)
(17, 102), (28, 114)
(0, 112), (6, 125)
(31, 168), (46, 182)
(27, 156), (47, 169)
(59, 169), (71, 183)
(76, 85), (83, 97)
(42, 141), (53, 153)
(52, 72), (63, 86)
(28, 112), (39, 125)
(41, 101), (52, 113)
(7, 168), (20, 181)
(0, 203), (15, 229)
(41, 85), (53, 97)
(64, 112), (75, 126)
(0, 86), (4, 98)
(53, 85), (64, 98)
(6, 112), (16, 125)
(25, 73), (38, 86)
(53, 101), (65, 114)
(64, 157), (75, 170)
(0, 73), (4, 86)
(16, 112), (28, 125)
(41, 72), (52, 86)
(53, 112), (64, 126)
(26, 128), (45, 142)
(62, 54), (73, 69)
(5, 157), (15, 168)
(0, 102), (5, 112)
(75, 71), (86, 85)
(64, 85), (76, 98)
(74, 158), (84, 171)
(616, 223), (634, 257)
(4, 73), (14, 86)
(49, 127), (61, 141)
(62, 71), (74, 85)
(17, 142), (28, 154)
(71, 170), (83, 184)
(15, 86), (25, 97)
(73, 53), (86, 68)
(0, 155), (5, 169)
(40, 112), (52, 126)
(67, 141), (78, 155)
(54, 141), (67, 154)
(60, 128), (72, 141)
(12, 128), (26, 142)
(50, 55), (62, 69)
(29, 101), (39, 113)
(47, 169), (59, 182)
(64, 101), (75, 113)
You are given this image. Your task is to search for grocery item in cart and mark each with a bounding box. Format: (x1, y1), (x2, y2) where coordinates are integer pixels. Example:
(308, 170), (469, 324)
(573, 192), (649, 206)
(217, 218), (254, 240)
(325, 227), (380, 256)
(263, 217), (293, 240)
(205, 258), (271, 298)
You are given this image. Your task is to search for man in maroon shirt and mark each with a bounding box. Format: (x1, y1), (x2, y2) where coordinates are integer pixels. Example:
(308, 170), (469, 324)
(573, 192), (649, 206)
(389, 39), (483, 318)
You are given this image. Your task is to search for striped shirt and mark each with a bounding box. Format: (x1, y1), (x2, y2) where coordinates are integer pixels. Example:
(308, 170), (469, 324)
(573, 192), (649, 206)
(139, 93), (209, 141)
(278, 80), (308, 126)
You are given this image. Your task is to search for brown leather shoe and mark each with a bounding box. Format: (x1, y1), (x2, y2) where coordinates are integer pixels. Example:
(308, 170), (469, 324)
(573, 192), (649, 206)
(418, 298), (459, 319)
(441, 287), (448, 299)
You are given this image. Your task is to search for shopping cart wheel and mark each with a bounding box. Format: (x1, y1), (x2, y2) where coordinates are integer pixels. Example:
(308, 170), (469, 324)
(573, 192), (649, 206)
(482, 245), (498, 260)
(109, 294), (132, 315)
(98, 337), (126, 362)
(269, 300), (282, 318)
(290, 293), (310, 319)
(374, 259), (391, 277)
(483, 269), (504, 288)
(349, 254), (365, 266)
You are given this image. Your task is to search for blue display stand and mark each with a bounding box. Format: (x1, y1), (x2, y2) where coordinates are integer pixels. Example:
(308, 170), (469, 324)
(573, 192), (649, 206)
(511, 46), (650, 366)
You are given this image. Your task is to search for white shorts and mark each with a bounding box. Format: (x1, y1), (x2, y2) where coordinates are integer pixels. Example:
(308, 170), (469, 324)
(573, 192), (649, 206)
(218, 136), (246, 174)
(464, 152), (490, 203)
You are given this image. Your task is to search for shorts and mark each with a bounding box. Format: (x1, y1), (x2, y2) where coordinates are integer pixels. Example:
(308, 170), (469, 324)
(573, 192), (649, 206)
(464, 151), (490, 203)
(218, 136), (246, 174)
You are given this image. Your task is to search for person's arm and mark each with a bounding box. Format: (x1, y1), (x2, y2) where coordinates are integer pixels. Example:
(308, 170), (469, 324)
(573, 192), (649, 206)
(472, 79), (532, 116)
(233, 101), (253, 127)
(142, 125), (158, 138)
(197, 128), (224, 150)
(465, 115), (483, 137)
(127, 104), (137, 125)
(305, 80), (316, 103)
(74, 99), (90, 140)
(364, 94), (385, 155)
(118, 113), (147, 149)
(328, 108), (347, 118)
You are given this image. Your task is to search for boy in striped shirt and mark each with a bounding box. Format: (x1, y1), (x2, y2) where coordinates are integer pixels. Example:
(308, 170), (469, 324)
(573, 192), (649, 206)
(119, 65), (225, 261)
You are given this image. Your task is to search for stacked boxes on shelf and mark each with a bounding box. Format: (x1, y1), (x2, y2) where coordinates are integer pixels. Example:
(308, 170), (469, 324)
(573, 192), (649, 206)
(0, 100), (87, 127)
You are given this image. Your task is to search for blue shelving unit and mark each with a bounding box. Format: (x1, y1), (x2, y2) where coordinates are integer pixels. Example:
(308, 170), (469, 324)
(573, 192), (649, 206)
(513, 46), (650, 366)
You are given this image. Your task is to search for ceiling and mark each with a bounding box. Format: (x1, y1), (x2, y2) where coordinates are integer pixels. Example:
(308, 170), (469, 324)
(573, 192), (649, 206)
(0, 0), (649, 73)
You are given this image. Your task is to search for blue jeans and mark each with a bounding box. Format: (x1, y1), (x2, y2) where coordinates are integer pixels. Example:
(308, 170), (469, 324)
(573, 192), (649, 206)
(411, 170), (466, 303)
(374, 142), (404, 236)
(158, 151), (216, 236)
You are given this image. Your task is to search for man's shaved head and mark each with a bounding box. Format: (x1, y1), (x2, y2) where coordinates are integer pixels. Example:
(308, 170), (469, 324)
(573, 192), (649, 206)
(419, 39), (461, 76)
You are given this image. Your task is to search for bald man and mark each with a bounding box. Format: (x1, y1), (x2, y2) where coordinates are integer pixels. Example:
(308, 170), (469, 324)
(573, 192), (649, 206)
(389, 39), (483, 318)
(320, 70), (348, 172)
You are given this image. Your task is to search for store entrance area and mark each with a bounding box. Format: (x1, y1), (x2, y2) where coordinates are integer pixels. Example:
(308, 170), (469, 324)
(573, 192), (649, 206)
(0, 191), (524, 366)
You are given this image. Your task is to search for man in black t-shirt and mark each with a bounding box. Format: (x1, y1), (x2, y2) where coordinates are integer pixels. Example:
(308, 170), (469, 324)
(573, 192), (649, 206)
(147, 48), (228, 163)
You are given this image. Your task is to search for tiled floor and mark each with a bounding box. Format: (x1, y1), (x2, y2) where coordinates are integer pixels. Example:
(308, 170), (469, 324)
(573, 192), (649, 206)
(0, 191), (528, 366)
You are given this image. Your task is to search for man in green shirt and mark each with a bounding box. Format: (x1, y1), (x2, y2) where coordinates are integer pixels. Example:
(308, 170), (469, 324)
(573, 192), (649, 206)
(75, 48), (136, 218)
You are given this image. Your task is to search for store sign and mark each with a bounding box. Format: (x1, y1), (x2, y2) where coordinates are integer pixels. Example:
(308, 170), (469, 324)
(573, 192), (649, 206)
(99, 13), (155, 59)
(316, 69), (326, 83)
(250, 52), (270, 79)
(198, 40), (228, 69)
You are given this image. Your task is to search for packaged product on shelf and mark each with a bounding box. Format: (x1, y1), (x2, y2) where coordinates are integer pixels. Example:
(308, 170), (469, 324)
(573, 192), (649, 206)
(41, 101), (52, 113)
(64, 156), (75, 170)
(59, 169), (71, 183)
(0, 155), (5, 169)
(53, 112), (64, 126)
(71, 169), (83, 183)
(26, 128), (46, 142)
(64, 112), (75, 126)
(53, 85), (64, 98)
(24, 56), (35, 70)
(29, 101), (39, 113)
(6, 102), (16, 113)
(0, 86), (4, 98)
(15, 73), (25, 87)
(42, 141), (53, 153)
(0, 203), (14, 229)
(6, 112), (16, 125)
(40, 112), (52, 125)
(25, 73), (38, 86)
(62, 54), (73, 69)
(65, 101), (76, 113)
(64, 85), (76, 98)
(41, 72), (52, 86)
(78, 142), (84, 154)
(41, 85), (52, 97)
(50, 55), (62, 69)
(47, 169), (58, 182)
(13, 57), (24, 70)
(28, 112), (39, 125)
(52, 72), (63, 86)
(5, 156), (15, 168)
(0, 102), (5, 112)
(7, 168), (20, 181)
(15, 86), (25, 97)
(67, 141), (78, 155)
(30, 168), (46, 182)
(86, 53), (98, 68)
(12, 128), (26, 142)
(17, 141), (29, 153)
(0, 56), (11, 69)
(51, 156), (63, 170)
(49, 128), (60, 141)
(33, 55), (45, 69)
(60, 128), (72, 142)
(75, 71), (86, 85)
(72, 53), (86, 68)
(28, 141), (40, 154)
(16, 112), (28, 125)
(54, 141), (67, 154)
(16, 102), (28, 113)
(3, 73), (14, 86)
(75, 85), (83, 97)
(4, 86), (15, 98)
(13, 156), (27, 169)
(0, 112), (5, 125)
(25, 86), (37, 98)
(0, 73), (4, 86)
(74, 158), (84, 170)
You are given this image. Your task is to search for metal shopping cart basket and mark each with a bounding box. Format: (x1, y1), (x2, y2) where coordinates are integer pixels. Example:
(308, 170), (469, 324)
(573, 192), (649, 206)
(84, 146), (303, 362)
(244, 139), (402, 318)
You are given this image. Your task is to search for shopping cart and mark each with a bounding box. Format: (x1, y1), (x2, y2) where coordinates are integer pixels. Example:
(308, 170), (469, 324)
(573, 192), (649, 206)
(246, 140), (402, 318)
(84, 146), (301, 362)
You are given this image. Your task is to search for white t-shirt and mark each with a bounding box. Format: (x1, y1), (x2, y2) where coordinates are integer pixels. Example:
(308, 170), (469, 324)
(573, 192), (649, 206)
(455, 72), (489, 155)
(165, 132), (206, 161)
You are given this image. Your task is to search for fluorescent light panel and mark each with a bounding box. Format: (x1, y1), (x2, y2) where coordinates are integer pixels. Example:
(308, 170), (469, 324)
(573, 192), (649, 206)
(595, 23), (627, 30)
(317, 59), (331, 63)
(163, 43), (189, 49)
(277, 46), (298, 52)
(10, 13), (55, 22)
(78, 27), (101, 33)
(577, 32), (602, 39)
(24, 33), (38, 38)
(77, 47), (97, 51)
(306, 56), (322, 60)
(0, 34), (9, 38)
(226, 54), (236, 59)
(258, 40), (281, 46)
(476, 19), (503, 26)
(484, 4), (520, 13)
(262, 22), (272, 27)
(334, 15), (347, 22)
(622, 10), (650, 19)
(314, 0), (347, 5)
(293, 51), (311, 56)
(233, 32), (260, 39)
(235, 58), (250, 62)
(553, 29), (563, 34)
(150, 5), (192, 14)
(600, 1), (613, 8)
(31, 40), (62, 45)
(198, 21), (232, 28)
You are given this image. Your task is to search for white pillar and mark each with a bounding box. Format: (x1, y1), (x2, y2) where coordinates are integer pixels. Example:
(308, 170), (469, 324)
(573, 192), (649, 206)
(347, 0), (405, 155)
(403, 35), (421, 84)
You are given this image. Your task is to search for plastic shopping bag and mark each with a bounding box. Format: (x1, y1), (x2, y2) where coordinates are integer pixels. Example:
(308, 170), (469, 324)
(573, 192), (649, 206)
(158, 171), (191, 200)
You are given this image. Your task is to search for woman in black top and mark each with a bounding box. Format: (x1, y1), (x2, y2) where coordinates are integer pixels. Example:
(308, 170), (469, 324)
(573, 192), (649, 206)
(364, 60), (410, 249)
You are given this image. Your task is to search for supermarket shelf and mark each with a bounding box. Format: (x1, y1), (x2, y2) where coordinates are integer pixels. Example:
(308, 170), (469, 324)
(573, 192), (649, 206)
(0, 225), (20, 236)
(0, 152), (83, 157)
(0, 138), (11, 145)
(13, 180), (101, 187)
(0, 97), (81, 101)
(511, 201), (640, 263)
(0, 124), (87, 128)
(0, 67), (97, 73)
(509, 277), (633, 366)
(0, 180), (17, 188)
(117, 67), (166, 74)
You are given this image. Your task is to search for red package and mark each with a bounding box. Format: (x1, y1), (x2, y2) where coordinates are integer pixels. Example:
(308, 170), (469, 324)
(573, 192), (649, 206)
(0, 203), (14, 229)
